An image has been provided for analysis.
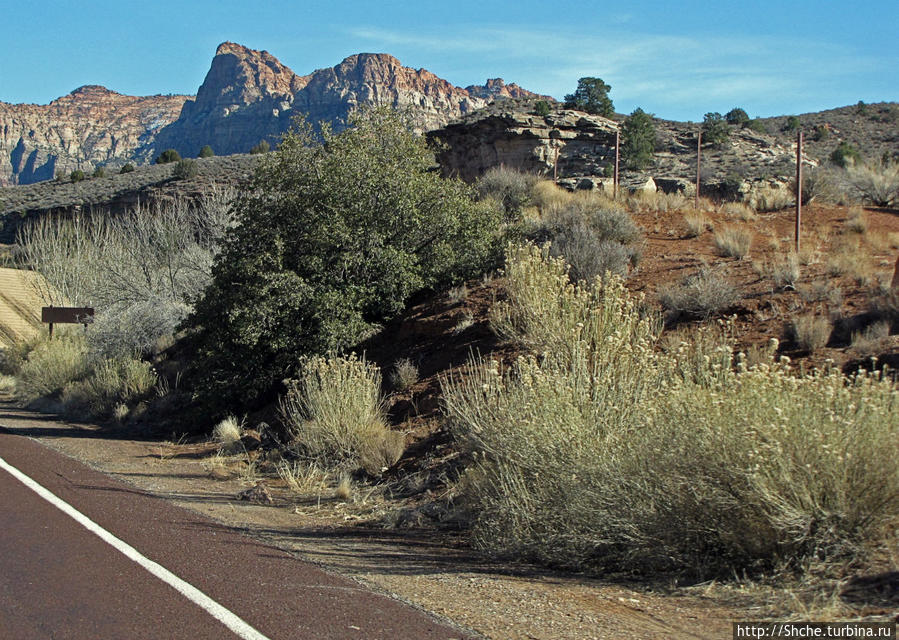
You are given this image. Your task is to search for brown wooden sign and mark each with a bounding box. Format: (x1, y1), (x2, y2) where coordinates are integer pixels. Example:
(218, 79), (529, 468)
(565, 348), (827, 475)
(41, 307), (94, 324)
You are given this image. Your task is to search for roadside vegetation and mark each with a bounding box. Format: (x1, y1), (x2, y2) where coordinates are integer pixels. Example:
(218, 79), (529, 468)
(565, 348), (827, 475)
(445, 244), (899, 581)
(2, 106), (898, 622)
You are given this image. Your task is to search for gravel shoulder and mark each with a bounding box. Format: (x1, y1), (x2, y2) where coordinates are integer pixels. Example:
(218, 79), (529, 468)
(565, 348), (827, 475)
(0, 400), (739, 639)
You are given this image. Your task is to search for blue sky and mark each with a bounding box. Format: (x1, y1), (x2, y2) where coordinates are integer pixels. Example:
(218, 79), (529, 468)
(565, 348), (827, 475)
(2, 0), (896, 121)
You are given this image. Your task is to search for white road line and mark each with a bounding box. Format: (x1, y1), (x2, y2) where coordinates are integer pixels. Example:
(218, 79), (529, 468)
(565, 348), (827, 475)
(0, 454), (272, 640)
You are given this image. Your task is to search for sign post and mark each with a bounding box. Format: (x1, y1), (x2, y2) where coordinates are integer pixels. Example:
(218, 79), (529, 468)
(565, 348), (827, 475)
(41, 306), (95, 338)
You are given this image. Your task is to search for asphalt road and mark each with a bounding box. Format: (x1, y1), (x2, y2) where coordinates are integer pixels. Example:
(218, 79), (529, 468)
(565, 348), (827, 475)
(0, 428), (473, 639)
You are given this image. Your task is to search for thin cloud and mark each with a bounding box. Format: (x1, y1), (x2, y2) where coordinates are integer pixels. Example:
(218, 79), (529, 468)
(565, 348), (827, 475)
(344, 25), (893, 119)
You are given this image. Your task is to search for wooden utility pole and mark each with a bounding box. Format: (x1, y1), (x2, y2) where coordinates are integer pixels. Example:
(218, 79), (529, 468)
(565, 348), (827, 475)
(795, 130), (803, 254)
(695, 130), (702, 208)
(614, 130), (620, 199)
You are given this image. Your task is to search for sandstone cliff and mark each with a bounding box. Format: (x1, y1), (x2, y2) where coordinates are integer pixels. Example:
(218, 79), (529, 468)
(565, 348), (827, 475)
(150, 44), (548, 159)
(0, 86), (188, 185)
(0, 42), (549, 184)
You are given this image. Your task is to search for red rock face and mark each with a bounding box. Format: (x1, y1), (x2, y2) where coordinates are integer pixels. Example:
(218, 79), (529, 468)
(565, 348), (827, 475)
(1, 43), (549, 184)
(0, 87), (188, 185)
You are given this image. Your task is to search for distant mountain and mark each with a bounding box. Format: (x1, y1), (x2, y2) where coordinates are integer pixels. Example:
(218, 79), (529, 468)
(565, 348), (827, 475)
(0, 42), (550, 185)
(0, 86), (188, 185)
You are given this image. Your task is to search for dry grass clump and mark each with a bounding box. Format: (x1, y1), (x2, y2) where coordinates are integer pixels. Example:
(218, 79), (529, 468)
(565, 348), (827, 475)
(60, 357), (156, 418)
(658, 266), (741, 319)
(751, 185), (793, 212)
(683, 211), (712, 237)
(845, 207), (868, 234)
(15, 331), (91, 401)
(720, 201), (758, 221)
(769, 252), (802, 290)
(280, 354), (404, 473)
(447, 244), (899, 578)
(628, 190), (688, 213)
(827, 240), (874, 285)
(788, 314), (832, 352)
(850, 321), (891, 356)
(389, 358), (419, 391)
(213, 415), (244, 448)
(714, 225), (752, 258)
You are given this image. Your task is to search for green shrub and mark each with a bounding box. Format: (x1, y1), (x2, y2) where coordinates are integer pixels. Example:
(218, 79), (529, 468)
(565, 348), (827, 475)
(198, 145), (215, 158)
(249, 140), (270, 154)
(92, 167), (105, 178)
(745, 118), (768, 134)
(534, 100), (552, 117)
(476, 166), (537, 217)
(173, 158), (198, 180)
(621, 107), (655, 170)
(702, 112), (730, 148)
(280, 354), (404, 473)
(831, 141), (861, 168)
(155, 149), (181, 164)
(563, 77), (614, 117)
(186, 108), (504, 414)
(725, 107), (750, 126)
(783, 115), (801, 131)
(119, 163), (135, 174)
(70, 170), (85, 182)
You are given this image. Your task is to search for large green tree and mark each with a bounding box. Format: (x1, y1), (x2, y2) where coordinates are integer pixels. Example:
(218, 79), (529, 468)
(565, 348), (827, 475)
(564, 77), (614, 117)
(621, 108), (656, 170)
(184, 108), (503, 413)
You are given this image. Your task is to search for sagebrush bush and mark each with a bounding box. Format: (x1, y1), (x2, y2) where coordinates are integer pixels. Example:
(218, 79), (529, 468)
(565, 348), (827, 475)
(847, 162), (899, 207)
(658, 266), (741, 319)
(490, 244), (656, 358)
(389, 358), (419, 391)
(447, 243), (899, 578)
(280, 354), (404, 473)
(548, 217), (632, 281)
(173, 158), (198, 180)
(476, 166), (538, 216)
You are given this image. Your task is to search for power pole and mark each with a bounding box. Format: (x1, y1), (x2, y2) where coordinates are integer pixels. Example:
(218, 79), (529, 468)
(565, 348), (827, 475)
(795, 130), (803, 254)
(695, 130), (702, 208)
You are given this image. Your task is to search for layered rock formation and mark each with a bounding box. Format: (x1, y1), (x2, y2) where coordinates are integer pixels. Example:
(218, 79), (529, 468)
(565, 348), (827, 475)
(1, 42), (548, 185)
(430, 106), (619, 182)
(151, 43), (549, 159)
(431, 103), (819, 201)
(0, 86), (188, 185)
